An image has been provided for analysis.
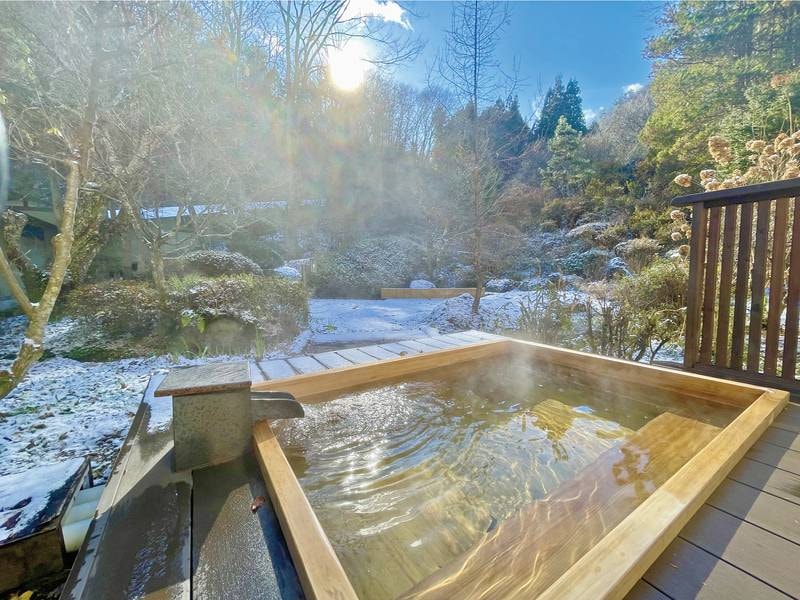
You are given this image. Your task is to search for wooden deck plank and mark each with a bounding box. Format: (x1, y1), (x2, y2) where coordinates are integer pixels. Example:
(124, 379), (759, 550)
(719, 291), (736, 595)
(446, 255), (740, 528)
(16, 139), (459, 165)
(438, 333), (475, 346)
(358, 344), (401, 359)
(379, 342), (418, 355)
(728, 457), (800, 506)
(642, 537), (791, 600)
(624, 581), (671, 600)
(396, 339), (440, 353)
(287, 355), (327, 374)
(773, 403), (800, 433)
(61, 375), (193, 600)
(448, 331), (485, 343)
(679, 504), (800, 598)
(313, 351), (354, 369)
(250, 361), (267, 383)
(411, 337), (456, 350)
(191, 454), (302, 599)
(336, 347), (380, 364)
(706, 478), (800, 545)
(403, 413), (720, 600)
(760, 426), (800, 452)
(259, 359), (297, 380)
(746, 440), (800, 475)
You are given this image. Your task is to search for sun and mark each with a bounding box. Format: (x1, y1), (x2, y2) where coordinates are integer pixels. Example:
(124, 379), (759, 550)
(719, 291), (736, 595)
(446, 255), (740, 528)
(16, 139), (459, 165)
(327, 42), (369, 91)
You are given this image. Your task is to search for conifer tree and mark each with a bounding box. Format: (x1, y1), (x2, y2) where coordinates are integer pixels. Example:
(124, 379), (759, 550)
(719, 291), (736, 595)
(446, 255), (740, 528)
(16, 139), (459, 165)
(564, 78), (587, 133)
(533, 75), (565, 139)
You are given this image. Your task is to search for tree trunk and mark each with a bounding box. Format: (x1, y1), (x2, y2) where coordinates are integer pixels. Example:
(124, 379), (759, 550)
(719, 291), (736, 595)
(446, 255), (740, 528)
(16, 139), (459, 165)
(150, 239), (168, 309)
(0, 210), (48, 299)
(471, 169), (483, 315)
(0, 160), (80, 398)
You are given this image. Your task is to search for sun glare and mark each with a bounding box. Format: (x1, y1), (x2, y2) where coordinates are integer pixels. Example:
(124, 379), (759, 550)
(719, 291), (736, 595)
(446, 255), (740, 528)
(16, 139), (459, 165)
(328, 42), (369, 91)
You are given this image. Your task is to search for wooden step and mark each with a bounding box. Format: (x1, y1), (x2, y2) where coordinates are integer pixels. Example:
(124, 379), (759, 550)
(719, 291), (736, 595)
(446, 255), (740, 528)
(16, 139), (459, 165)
(401, 412), (721, 600)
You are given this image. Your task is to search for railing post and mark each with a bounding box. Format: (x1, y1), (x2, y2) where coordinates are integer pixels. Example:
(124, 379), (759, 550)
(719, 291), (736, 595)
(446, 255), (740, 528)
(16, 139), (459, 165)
(684, 202), (707, 368)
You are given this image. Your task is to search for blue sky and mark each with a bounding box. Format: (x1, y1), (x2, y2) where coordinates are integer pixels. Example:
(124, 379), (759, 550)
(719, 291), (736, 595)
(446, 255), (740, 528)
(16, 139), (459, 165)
(391, 1), (664, 123)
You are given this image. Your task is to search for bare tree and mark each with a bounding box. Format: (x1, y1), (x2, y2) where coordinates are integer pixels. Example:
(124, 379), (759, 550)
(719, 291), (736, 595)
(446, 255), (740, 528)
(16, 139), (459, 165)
(438, 1), (509, 313)
(274, 0), (422, 252)
(0, 2), (137, 397)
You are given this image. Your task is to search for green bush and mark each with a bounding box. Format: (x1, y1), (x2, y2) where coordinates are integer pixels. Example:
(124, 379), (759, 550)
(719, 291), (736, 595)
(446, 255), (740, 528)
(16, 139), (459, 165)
(174, 250), (264, 277)
(581, 258), (688, 362)
(541, 197), (594, 229)
(310, 236), (421, 297)
(615, 237), (662, 272)
(66, 280), (162, 337)
(626, 208), (674, 245)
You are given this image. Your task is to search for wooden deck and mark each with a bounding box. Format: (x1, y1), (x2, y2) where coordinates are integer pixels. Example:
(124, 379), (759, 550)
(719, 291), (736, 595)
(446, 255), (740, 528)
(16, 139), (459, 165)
(628, 401), (800, 600)
(251, 330), (499, 384)
(61, 330), (800, 599)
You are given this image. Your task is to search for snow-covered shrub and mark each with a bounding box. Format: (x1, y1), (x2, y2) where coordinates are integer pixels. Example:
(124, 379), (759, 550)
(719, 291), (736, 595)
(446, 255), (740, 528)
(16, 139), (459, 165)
(561, 248), (611, 280)
(66, 281), (162, 337)
(409, 279), (436, 289)
(566, 222), (610, 245)
(174, 250), (264, 277)
(310, 236), (420, 298)
(274, 266), (301, 280)
(66, 275), (308, 354)
(168, 274), (308, 349)
(604, 256), (632, 278)
(485, 278), (517, 293)
(433, 263), (475, 287)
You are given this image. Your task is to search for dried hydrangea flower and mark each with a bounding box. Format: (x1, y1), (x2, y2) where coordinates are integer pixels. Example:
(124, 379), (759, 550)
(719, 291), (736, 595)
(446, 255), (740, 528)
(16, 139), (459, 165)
(708, 136), (732, 164)
(671, 231), (683, 242)
(673, 173), (692, 187)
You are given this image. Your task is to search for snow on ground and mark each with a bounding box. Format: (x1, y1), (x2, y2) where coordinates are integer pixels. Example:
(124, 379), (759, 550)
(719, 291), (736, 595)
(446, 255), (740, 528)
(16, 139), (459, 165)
(308, 298), (443, 345)
(0, 318), (253, 480)
(308, 290), (586, 346)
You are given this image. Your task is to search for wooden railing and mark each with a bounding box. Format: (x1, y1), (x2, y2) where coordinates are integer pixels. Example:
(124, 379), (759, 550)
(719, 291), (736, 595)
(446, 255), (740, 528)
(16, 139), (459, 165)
(674, 178), (800, 392)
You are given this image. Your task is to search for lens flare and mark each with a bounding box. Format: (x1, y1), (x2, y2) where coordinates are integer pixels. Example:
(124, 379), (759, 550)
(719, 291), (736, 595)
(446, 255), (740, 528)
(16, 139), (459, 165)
(327, 42), (369, 91)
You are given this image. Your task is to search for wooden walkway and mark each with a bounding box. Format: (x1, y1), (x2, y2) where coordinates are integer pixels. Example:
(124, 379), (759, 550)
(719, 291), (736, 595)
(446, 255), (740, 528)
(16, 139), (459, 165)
(628, 401), (800, 600)
(249, 330), (500, 384)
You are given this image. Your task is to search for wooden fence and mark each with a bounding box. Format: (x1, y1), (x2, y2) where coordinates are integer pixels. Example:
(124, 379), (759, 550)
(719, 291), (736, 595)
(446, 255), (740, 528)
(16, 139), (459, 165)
(674, 178), (800, 392)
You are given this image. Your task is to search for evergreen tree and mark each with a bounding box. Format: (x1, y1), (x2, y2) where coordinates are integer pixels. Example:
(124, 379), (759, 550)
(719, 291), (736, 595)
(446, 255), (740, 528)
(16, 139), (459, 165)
(564, 78), (587, 133)
(540, 116), (593, 197)
(534, 76), (587, 139)
(533, 75), (565, 139)
(481, 95), (531, 182)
